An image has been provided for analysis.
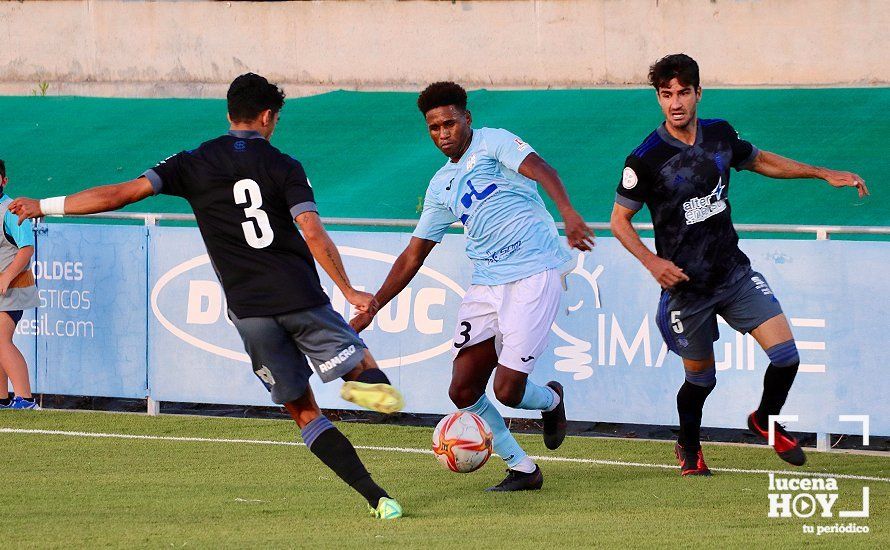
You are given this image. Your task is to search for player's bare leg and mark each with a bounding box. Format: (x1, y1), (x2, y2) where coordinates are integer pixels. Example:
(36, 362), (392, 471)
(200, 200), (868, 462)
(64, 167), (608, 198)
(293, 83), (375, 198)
(675, 355), (716, 476)
(0, 369), (10, 409)
(750, 313), (794, 348)
(451, 339), (543, 491)
(340, 350), (404, 414)
(0, 312), (31, 397)
(747, 314), (805, 465)
(0, 312), (36, 409)
(284, 387), (402, 519)
(492, 366), (527, 407)
(449, 338), (498, 408)
(493, 365), (565, 450)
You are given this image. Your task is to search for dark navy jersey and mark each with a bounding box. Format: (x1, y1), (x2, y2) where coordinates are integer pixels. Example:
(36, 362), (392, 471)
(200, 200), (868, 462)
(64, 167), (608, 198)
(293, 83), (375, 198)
(615, 119), (759, 296)
(144, 130), (329, 318)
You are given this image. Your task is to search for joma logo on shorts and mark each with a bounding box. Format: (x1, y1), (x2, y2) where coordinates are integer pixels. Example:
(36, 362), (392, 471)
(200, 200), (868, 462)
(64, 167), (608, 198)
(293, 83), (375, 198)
(751, 276), (773, 296)
(319, 345), (357, 373)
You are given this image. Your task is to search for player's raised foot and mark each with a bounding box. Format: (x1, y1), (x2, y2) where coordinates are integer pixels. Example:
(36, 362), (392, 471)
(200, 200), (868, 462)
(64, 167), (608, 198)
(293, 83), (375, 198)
(541, 381), (566, 450)
(747, 412), (806, 466)
(485, 466), (544, 492)
(6, 397), (40, 410)
(340, 381), (405, 414)
(368, 497), (403, 520)
(674, 442), (712, 476)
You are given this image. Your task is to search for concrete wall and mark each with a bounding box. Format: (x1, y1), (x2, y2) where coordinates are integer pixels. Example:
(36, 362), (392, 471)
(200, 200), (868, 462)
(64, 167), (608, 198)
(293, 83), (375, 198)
(2, 0), (888, 97)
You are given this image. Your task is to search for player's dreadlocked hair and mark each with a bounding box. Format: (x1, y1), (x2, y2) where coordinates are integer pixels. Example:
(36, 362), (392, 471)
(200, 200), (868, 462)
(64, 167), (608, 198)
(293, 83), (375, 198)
(417, 82), (468, 115)
(648, 54), (700, 90)
(227, 73), (286, 122)
(0, 159), (5, 180)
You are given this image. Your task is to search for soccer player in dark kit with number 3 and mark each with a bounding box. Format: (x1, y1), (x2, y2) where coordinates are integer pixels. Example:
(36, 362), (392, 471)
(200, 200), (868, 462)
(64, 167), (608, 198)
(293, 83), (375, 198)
(610, 54), (868, 475)
(11, 73), (405, 518)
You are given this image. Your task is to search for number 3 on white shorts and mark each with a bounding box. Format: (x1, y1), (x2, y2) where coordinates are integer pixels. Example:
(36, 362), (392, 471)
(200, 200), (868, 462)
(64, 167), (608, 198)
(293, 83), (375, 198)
(454, 321), (472, 348)
(234, 179), (274, 249)
(670, 310), (684, 333)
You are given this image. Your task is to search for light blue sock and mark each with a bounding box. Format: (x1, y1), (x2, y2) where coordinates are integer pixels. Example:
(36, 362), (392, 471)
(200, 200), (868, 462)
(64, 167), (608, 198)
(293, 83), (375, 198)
(462, 394), (527, 468)
(516, 380), (555, 411)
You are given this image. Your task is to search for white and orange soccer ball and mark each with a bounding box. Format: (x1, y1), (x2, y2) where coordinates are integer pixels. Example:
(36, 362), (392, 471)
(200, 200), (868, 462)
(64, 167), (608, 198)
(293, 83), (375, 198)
(432, 411), (493, 473)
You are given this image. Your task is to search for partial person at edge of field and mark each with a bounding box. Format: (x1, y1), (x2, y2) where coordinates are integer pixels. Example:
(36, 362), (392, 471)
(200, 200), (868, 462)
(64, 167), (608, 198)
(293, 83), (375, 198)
(0, 159), (40, 411)
(8, 74), (405, 519)
(609, 53), (868, 476)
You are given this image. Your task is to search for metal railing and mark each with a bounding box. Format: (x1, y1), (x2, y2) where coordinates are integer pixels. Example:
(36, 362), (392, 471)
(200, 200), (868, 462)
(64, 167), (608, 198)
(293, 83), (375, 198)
(59, 212), (890, 240)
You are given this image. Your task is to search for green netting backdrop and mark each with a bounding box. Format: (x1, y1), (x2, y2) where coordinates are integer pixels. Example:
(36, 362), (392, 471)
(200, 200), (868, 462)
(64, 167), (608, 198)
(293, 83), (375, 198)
(1, 89), (886, 230)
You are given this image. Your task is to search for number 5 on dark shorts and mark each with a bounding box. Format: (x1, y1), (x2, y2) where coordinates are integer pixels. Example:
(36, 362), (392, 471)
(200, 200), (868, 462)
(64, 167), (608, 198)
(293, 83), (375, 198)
(656, 269), (784, 360)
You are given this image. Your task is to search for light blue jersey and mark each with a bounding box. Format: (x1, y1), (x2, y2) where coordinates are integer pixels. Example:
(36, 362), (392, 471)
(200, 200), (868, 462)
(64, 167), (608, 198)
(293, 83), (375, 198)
(1, 195), (34, 249)
(413, 127), (570, 285)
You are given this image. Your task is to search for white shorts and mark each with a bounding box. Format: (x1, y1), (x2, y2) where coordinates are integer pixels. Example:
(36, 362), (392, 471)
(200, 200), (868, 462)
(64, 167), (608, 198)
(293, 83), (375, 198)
(451, 268), (563, 374)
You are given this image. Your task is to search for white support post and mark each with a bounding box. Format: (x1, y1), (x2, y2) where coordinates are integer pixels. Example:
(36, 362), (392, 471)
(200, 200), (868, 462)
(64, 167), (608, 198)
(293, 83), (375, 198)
(816, 228), (829, 240)
(816, 432), (831, 452)
(144, 214), (157, 417)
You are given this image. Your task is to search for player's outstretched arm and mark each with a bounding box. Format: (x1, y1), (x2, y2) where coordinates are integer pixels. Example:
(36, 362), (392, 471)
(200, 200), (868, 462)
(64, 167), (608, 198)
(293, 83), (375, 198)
(350, 237), (437, 332)
(517, 153), (595, 251)
(8, 177), (155, 224)
(295, 211), (375, 312)
(749, 151), (869, 198)
(610, 203), (689, 289)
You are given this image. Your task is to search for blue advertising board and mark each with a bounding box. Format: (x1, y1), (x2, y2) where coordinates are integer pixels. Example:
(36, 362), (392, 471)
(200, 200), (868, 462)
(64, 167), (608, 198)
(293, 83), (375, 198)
(20, 224), (147, 398)
(14, 223), (889, 436)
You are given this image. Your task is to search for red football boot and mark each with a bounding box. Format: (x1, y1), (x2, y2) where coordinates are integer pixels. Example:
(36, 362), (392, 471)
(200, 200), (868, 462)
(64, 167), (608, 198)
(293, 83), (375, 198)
(747, 412), (806, 466)
(675, 442), (712, 476)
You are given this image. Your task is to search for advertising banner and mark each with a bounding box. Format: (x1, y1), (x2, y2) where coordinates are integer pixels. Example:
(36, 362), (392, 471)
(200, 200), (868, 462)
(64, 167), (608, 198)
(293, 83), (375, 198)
(144, 226), (888, 435)
(24, 224), (147, 398)
(18, 223), (888, 435)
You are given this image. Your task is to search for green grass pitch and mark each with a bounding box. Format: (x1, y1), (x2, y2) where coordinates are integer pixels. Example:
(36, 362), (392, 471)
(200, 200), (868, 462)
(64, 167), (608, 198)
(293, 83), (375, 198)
(1, 411), (886, 548)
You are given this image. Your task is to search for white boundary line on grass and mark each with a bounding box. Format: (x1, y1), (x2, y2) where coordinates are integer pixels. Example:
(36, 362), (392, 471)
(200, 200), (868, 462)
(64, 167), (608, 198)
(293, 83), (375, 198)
(3, 427), (889, 484)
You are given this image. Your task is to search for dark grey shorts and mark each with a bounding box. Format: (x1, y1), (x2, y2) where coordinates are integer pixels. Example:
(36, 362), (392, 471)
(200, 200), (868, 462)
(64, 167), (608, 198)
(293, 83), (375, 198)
(656, 269), (784, 361)
(229, 302), (366, 404)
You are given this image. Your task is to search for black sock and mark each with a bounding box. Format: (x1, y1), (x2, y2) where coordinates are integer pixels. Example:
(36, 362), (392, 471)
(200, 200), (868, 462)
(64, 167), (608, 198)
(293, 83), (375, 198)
(677, 381), (716, 452)
(0, 397), (10, 406)
(21, 396), (35, 403)
(308, 427), (389, 507)
(355, 368), (391, 385)
(755, 362), (799, 426)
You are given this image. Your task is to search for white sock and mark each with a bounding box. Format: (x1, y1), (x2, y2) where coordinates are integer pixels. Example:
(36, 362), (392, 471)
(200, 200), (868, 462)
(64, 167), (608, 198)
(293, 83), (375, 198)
(544, 387), (561, 412)
(511, 456), (536, 473)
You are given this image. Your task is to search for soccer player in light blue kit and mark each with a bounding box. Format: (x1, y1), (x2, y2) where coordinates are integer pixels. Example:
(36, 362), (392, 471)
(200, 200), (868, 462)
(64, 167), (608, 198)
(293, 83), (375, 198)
(352, 82), (594, 491)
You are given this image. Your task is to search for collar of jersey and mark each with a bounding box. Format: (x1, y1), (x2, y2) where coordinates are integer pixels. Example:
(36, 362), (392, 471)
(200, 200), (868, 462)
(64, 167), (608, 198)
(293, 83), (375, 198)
(656, 120), (703, 149)
(227, 130), (266, 140)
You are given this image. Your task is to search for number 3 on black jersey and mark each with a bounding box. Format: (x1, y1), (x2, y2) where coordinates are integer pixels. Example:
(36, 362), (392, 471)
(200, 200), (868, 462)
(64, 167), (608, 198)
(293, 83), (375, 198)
(233, 179), (274, 249)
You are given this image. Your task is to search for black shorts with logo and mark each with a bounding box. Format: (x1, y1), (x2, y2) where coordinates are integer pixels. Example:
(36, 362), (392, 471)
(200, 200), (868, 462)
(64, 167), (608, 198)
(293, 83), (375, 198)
(656, 268), (784, 361)
(229, 302), (366, 404)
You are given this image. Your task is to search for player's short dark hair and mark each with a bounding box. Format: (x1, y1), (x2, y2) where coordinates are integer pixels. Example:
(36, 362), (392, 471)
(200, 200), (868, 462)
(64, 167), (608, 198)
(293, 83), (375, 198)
(417, 81), (468, 115)
(0, 159), (5, 179)
(648, 54), (700, 90)
(227, 73), (286, 122)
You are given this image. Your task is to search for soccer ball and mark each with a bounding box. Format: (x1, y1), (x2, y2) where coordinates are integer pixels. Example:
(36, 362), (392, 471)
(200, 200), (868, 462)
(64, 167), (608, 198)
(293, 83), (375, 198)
(432, 411), (493, 473)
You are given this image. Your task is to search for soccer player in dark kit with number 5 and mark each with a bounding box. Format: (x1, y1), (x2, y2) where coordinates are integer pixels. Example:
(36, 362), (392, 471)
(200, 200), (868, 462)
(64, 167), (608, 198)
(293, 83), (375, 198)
(610, 54), (868, 475)
(10, 73), (405, 518)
